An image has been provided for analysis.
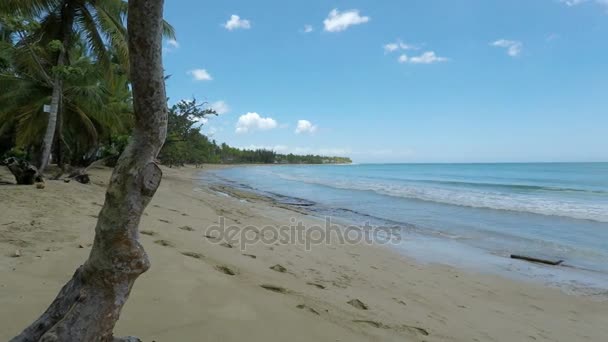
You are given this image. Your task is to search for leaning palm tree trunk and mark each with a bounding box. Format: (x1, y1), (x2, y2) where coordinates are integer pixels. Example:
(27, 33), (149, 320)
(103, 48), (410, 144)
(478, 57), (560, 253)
(38, 76), (61, 173)
(11, 0), (168, 340)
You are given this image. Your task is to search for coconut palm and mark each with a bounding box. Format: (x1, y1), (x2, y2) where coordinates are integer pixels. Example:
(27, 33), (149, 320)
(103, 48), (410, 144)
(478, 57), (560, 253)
(0, 0), (174, 172)
(0, 35), (134, 165)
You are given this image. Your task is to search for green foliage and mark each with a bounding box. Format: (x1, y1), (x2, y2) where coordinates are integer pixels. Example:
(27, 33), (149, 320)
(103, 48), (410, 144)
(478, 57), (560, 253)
(1, 147), (28, 160)
(158, 99), (352, 167)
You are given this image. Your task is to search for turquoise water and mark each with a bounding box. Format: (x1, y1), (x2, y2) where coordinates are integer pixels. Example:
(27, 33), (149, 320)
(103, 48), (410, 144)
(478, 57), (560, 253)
(207, 163), (608, 295)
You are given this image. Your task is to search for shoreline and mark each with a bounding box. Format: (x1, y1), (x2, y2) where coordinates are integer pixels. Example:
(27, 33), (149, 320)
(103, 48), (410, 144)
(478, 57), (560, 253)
(205, 164), (608, 299)
(2, 165), (607, 341)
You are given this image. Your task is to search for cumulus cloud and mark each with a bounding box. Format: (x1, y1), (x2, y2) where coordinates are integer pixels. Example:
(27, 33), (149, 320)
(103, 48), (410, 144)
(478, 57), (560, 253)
(224, 15), (251, 31)
(398, 51), (448, 64)
(560, 0), (608, 10)
(240, 145), (350, 156)
(167, 39), (179, 49)
(163, 39), (180, 54)
(295, 120), (318, 134)
(302, 24), (314, 33)
(235, 112), (278, 133)
(384, 40), (417, 53)
(210, 101), (230, 115)
(491, 39), (523, 57)
(188, 69), (213, 81)
(323, 9), (370, 32)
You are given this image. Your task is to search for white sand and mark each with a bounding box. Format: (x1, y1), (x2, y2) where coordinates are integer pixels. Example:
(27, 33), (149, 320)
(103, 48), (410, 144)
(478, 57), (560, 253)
(1, 165), (607, 341)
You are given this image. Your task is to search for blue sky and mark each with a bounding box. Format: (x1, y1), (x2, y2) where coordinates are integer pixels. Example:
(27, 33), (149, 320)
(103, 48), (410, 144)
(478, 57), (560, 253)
(161, 0), (608, 163)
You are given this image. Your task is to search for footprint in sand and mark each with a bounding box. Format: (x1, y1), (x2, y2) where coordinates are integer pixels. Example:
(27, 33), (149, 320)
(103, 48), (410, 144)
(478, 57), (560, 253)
(154, 240), (174, 247)
(352, 321), (429, 337)
(140, 230), (157, 236)
(270, 264), (287, 273)
(220, 242), (233, 249)
(353, 320), (386, 329)
(260, 284), (287, 294)
(178, 226), (195, 231)
(296, 304), (320, 315)
(306, 282), (326, 290)
(392, 297), (407, 306)
(215, 265), (237, 276)
(158, 219), (170, 223)
(204, 234), (220, 241)
(242, 254), (257, 259)
(181, 252), (204, 259)
(347, 299), (368, 310)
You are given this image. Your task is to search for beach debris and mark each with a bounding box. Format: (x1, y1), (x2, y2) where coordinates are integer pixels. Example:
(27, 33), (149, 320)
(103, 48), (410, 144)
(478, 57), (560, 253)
(154, 240), (174, 247)
(35, 182), (45, 189)
(260, 284), (287, 293)
(215, 265), (237, 276)
(306, 282), (326, 290)
(347, 299), (369, 310)
(64, 178), (71, 183)
(296, 304), (320, 315)
(510, 254), (564, 266)
(178, 225), (194, 231)
(78, 244), (85, 249)
(68, 168), (90, 184)
(181, 252), (204, 259)
(3, 157), (42, 185)
(270, 264), (287, 273)
(12, 250), (21, 258)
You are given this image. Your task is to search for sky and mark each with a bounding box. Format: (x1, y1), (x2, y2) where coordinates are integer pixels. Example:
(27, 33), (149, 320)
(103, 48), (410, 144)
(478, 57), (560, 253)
(161, 0), (608, 163)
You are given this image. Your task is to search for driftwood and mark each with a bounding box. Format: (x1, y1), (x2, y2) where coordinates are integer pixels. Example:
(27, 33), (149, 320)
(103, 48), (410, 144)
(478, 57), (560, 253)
(68, 168), (91, 184)
(2, 157), (43, 185)
(510, 254), (564, 266)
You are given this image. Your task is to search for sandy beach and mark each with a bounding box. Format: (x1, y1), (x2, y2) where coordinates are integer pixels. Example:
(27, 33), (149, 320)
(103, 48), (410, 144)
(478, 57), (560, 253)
(1, 165), (607, 342)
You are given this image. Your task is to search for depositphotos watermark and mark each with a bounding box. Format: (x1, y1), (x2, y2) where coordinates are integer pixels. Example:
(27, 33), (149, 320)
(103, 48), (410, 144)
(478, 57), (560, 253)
(203, 217), (402, 251)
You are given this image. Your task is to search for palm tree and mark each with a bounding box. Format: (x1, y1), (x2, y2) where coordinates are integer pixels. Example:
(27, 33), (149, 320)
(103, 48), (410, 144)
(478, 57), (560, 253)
(0, 34), (134, 165)
(0, 0), (173, 172)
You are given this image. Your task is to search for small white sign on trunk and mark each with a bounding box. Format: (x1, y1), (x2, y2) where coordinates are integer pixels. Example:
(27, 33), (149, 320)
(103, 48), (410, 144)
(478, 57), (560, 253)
(43, 104), (52, 113)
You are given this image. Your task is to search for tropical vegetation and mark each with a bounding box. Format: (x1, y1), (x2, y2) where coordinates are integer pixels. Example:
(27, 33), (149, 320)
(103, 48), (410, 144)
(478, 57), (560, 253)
(0, 2), (350, 180)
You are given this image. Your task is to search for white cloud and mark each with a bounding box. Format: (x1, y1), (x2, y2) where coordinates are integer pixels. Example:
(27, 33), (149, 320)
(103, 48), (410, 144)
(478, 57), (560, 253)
(235, 112), (278, 133)
(560, 0), (587, 6)
(224, 15), (251, 31)
(398, 51), (448, 64)
(491, 39), (523, 57)
(323, 9), (370, 32)
(560, 0), (608, 10)
(167, 39), (179, 49)
(384, 43), (399, 53)
(295, 120), (318, 134)
(188, 69), (213, 81)
(240, 145), (351, 156)
(163, 39), (180, 54)
(302, 24), (314, 33)
(210, 100), (230, 115)
(384, 40), (417, 53)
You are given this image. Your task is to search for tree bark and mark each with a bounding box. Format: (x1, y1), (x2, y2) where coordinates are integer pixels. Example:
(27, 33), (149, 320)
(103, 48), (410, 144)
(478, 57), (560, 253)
(38, 77), (61, 174)
(10, 0), (168, 340)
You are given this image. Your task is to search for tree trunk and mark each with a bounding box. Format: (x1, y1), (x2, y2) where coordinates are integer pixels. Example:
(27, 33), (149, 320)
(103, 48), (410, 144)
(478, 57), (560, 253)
(39, 1), (74, 174)
(10, 0), (168, 340)
(38, 77), (61, 173)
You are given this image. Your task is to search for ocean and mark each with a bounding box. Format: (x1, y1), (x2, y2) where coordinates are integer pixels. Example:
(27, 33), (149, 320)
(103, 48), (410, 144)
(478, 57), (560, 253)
(205, 163), (608, 296)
